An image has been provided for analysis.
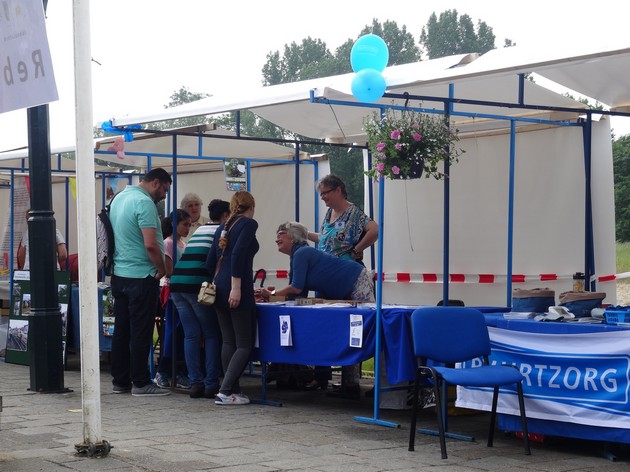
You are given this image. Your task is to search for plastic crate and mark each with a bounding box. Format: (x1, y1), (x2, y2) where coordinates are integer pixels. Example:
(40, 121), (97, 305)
(604, 310), (630, 325)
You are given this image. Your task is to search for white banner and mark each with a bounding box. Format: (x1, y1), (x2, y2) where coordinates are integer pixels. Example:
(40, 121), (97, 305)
(1, 0), (58, 113)
(456, 326), (630, 429)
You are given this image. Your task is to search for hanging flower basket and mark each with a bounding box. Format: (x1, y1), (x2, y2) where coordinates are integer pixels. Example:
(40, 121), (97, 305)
(364, 108), (464, 180)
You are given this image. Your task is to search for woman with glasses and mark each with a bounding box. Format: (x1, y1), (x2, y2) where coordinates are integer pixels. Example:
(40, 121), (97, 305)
(307, 174), (378, 264)
(306, 174), (378, 398)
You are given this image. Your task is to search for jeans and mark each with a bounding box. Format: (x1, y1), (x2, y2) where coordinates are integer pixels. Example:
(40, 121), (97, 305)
(157, 299), (186, 377)
(171, 292), (222, 389)
(111, 275), (159, 388)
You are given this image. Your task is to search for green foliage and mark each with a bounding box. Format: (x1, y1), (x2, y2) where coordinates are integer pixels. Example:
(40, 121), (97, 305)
(614, 135), (630, 241)
(617, 242), (630, 273)
(364, 109), (463, 180)
(420, 9), (496, 59)
(147, 86), (211, 130)
(562, 93), (604, 111)
(358, 19), (420, 65)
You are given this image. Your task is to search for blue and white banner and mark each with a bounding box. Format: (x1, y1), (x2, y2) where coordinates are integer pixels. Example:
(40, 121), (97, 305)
(456, 327), (630, 429)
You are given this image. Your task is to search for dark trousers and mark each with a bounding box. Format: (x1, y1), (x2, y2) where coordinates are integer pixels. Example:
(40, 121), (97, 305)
(215, 305), (256, 394)
(111, 275), (160, 388)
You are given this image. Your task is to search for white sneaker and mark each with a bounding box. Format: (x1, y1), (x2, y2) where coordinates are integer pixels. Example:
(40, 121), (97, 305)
(214, 392), (250, 405)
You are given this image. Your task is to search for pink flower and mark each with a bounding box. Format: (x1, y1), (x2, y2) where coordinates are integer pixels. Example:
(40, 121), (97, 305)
(395, 143), (402, 151)
(413, 132), (422, 141)
(392, 166), (400, 175)
(376, 163), (385, 171)
(378, 152), (386, 159)
(376, 142), (386, 152)
(411, 123), (420, 130)
(390, 129), (401, 140)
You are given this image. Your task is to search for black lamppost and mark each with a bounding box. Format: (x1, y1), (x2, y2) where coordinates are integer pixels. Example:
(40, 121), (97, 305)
(26, 103), (64, 393)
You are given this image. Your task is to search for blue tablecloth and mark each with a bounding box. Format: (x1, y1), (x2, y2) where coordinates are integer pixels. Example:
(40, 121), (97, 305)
(255, 305), (417, 385)
(254, 305), (511, 385)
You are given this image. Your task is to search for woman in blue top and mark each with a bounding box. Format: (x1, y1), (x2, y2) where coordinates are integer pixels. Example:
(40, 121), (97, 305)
(206, 191), (259, 406)
(262, 222), (374, 302)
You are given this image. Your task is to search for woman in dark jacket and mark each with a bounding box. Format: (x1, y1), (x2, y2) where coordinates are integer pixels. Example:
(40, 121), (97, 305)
(206, 191), (259, 405)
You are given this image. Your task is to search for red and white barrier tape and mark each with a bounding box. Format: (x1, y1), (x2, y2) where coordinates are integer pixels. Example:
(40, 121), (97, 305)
(256, 270), (621, 284)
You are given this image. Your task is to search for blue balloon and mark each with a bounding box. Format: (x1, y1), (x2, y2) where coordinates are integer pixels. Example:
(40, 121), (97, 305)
(351, 34), (389, 72)
(351, 69), (386, 103)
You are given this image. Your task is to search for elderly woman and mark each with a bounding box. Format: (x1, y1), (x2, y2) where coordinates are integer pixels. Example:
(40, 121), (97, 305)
(180, 193), (209, 244)
(261, 222), (374, 393)
(262, 221), (375, 302)
(307, 174), (378, 265)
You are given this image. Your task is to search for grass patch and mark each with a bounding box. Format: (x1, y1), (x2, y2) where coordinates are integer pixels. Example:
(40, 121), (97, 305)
(617, 242), (630, 274)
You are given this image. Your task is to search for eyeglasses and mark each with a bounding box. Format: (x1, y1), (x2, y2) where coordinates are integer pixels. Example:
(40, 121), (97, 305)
(319, 188), (335, 198)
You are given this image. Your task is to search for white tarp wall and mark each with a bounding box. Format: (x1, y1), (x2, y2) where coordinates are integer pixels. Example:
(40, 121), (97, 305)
(374, 118), (616, 307)
(0, 160), (320, 288)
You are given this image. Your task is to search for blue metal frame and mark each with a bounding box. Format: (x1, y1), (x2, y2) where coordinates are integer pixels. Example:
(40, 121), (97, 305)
(310, 84), (598, 427)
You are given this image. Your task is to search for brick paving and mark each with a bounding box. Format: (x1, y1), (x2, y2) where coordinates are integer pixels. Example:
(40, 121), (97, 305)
(1, 358), (630, 471)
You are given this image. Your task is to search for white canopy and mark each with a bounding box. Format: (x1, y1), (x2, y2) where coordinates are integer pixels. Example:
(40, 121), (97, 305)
(109, 44), (630, 140)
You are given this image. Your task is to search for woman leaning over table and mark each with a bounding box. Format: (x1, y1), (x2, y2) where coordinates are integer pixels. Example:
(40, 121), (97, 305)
(306, 174), (378, 397)
(262, 222), (375, 393)
(262, 221), (374, 303)
(206, 191), (259, 406)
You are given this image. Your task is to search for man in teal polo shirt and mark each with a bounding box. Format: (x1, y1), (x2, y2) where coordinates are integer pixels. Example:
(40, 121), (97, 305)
(109, 168), (172, 396)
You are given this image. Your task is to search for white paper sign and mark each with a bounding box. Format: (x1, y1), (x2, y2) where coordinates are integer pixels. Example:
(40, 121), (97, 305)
(279, 315), (292, 346)
(349, 314), (363, 348)
(0, 0), (58, 113)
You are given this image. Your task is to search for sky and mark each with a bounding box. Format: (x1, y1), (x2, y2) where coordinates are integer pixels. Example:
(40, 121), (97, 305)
(1, 0), (629, 151)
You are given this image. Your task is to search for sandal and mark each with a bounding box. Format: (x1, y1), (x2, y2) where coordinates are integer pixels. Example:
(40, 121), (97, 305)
(303, 380), (328, 391)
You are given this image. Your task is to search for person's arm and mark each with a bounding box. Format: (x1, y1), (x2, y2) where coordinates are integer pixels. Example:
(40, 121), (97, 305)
(352, 220), (378, 256)
(56, 243), (68, 269)
(163, 238), (174, 278)
(17, 241), (26, 269)
(307, 231), (319, 244)
(228, 218), (258, 308)
(261, 285), (302, 300)
(164, 254), (174, 278)
(141, 227), (166, 279)
(228, 276), (241, 309)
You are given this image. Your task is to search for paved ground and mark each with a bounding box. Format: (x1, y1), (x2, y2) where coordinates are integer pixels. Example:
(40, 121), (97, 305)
(1, 357), (630, 472)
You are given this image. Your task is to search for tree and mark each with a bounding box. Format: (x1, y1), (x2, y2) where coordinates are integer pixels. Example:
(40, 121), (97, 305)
(420, 10), (497, 59)
(259, 20), (420, 207)
(146, 86), (211, 130)
(358, 19), (420, 65)
(614, 135), (630, 241)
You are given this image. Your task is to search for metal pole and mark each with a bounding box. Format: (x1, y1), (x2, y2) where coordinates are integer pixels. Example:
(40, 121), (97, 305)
(72, 0), (110, 456)
(26, 102), (64, 392)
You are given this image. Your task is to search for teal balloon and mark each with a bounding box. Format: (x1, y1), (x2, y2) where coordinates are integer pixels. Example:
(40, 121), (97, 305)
(351, 34), (389, 72)
(351, 68), (386, 103)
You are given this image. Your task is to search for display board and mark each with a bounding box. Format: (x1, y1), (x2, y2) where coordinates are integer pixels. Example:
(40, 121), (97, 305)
(4, 270), (71, 366)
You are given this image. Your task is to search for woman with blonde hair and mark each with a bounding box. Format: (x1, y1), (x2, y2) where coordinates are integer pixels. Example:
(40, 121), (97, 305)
(206, 191), (259, 405)
(180, 193), (209, 243)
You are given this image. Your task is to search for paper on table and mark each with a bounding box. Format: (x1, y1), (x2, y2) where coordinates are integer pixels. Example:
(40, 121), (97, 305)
(279, 315), (292, 346)
(349, 314), (363, 348)
(503, 312), (536, 319)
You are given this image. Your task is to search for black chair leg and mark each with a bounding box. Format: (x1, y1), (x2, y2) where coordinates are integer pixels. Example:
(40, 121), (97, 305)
(408, 371), (422, 451)
(434, 377), (448, 459)
(517, 383), (531, 455)
(487, 386), (499, 447)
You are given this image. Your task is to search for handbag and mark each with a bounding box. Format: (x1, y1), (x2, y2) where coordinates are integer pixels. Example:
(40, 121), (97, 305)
(197, 218), (240, 305)
(198, 281), (217, 305)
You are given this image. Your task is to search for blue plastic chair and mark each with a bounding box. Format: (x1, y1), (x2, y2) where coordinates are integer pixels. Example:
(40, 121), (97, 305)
(408, 306), (530, 459)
